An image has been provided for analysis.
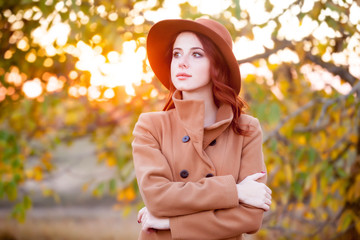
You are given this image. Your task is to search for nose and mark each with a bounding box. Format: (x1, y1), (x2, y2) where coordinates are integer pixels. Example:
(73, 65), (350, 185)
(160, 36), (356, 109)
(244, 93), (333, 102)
(178, 56), (189, 69)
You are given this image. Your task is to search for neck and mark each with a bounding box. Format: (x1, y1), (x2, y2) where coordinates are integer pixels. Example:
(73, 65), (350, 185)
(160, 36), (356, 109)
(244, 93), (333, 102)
(182, 87), (218, 127)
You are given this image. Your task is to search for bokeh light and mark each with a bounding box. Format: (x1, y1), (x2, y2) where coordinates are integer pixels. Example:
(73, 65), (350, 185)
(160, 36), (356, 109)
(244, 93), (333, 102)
(1, 0), (358, 102)
(22, 78), (43, 98)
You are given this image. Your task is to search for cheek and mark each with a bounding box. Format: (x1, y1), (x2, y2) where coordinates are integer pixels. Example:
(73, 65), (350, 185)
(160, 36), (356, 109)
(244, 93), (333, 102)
(200, 62), (211, 81)
(170, 59), (176, 78)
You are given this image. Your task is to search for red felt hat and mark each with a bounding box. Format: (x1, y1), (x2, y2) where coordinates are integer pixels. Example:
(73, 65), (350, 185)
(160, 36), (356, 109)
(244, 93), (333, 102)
(146, 18), (241, 94)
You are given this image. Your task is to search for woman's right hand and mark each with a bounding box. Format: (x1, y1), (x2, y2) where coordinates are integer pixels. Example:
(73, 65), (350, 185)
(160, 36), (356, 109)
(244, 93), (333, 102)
(236, 172), (272, 211)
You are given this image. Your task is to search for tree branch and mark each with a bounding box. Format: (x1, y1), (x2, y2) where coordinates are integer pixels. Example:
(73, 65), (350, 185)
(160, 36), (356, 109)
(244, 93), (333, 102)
(263, 98), (321, 143)
(305, 52), (357, 86)
(237, 39), (293, 65)
(316, 80), (360, 127)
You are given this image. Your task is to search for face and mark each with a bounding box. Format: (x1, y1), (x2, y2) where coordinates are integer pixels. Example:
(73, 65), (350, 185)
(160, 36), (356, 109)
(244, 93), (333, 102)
(170, 32), (211, 93)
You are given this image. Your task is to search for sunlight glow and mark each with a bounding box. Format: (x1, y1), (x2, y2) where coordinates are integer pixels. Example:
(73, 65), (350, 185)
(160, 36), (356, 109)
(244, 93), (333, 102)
(31, 14), (70, 51)
(46, 76), (64, 92)
(278, 13), (318, 41)
(350, 3), (360, 24)
(104, 88), (115, 99)
(0, 85), (6, 102)
(22, 78), (43, 98)
(188, 0), (232, 15)
(88, 86), (101, 100)
(234, 37), (265, 60)
(74, 40), (146, 96)
(269, 48), (300, 64)
(239, 0), (270, 24)
(17, 38), (30, 51)
(17, 0), (358, 102)
(5, 67), (24, 86)
(301, 64), (352, 95)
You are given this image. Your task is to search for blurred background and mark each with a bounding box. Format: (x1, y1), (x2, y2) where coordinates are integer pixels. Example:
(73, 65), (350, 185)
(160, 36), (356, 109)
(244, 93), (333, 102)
(0, 0), (359, 239)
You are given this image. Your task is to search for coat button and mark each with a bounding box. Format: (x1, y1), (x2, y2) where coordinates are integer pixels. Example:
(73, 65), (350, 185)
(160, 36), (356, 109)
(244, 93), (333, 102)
(182, 135), (190, 143)
(180, 170), (189, 178)
(209, 139), (216, 146)
(206, 173), (214, 178)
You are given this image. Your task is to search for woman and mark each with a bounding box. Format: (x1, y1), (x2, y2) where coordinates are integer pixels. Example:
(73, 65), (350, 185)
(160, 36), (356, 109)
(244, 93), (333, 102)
(132, 18), (272, 240)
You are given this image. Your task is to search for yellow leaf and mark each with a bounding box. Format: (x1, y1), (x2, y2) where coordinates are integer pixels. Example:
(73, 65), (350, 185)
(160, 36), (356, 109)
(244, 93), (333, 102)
(124, 187), (136, 201)
(331, 180), (341, 194)
(321, 212), (328, 221)
(355, 216), (360, 235)
(122, 205), (132, 217)
(310, 177), (318, 195)
(349, 134), (357, 143)
(34, 166), (43, 181)
(354, 174), (360, 199)
(117, 187), (136, 202)
(82, 183), (89, 192)
(337, 210), (353, 233)
(329, 198), (342, 213)
(298, 135), (306, 145)
(41, 152), (54, 171)
(106, 156), (117, 167)
(304, 211), (314, 220)
(284, 164), (292, 182)
(296, 202), (304, 210)
(117, 190), (125, 201)
(65, 111), (78, 125)
(270, 200), (277, 211)
(25, 169), (34, 179)
(311, 191), (322, 208)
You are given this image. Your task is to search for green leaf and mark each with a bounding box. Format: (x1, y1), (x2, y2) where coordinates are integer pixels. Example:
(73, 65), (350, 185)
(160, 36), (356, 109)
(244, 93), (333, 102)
(308, 148), (317, 165)
(23, 195), (32, 210)
(5, 181), (17, 201)
(292, 181), (302, 200)
(0, 182), (4, 198)
(109, 179), (116, 195)
(269, 103), (281, 124)
(295, 148), (305, 162)
(12, 203), (26, 222)
(234, 0), (241, 19)
(270, 139), (277, 151)
(93, 182), (105, 197)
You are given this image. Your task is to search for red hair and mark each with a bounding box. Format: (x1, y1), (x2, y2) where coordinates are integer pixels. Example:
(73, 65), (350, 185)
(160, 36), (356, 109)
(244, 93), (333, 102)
(162, 32), (248, 135)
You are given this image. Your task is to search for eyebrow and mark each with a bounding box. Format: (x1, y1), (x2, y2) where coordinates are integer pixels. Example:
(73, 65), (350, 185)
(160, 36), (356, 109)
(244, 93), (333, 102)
(173, 47), (204, 51)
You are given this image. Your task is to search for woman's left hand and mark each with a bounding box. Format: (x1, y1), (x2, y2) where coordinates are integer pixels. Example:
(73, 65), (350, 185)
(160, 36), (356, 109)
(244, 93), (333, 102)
(137, 207), (170, 232)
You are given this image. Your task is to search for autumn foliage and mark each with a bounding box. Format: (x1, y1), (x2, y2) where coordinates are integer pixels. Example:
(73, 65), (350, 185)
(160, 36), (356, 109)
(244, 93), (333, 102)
(0, 0), (359, 239)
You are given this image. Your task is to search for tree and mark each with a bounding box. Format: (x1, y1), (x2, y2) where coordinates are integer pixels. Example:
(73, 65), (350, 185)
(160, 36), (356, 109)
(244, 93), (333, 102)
(0, 0), (359, 239)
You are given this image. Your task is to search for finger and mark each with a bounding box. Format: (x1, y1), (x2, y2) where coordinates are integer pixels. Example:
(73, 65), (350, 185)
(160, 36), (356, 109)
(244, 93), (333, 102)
(265, 198), (272, 206)
(137, 207), (146, 223)
(141, 213), (148, 230)
(265, 193), (272, 200)
(141, 210), (148, 227)
(245, 172), (266, 181)
(263, 204), (270, 211)
(266, 186), (272, 195)
(137, 212), (143, 223)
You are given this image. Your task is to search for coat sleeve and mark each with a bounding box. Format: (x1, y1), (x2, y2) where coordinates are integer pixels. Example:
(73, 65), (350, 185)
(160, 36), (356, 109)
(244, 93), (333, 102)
(169, 117), (267, 240)
(132, 113), (239, 218)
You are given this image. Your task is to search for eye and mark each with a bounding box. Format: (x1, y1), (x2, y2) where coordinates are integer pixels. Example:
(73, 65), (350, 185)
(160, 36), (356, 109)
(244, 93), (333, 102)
(192, 52), (203, 58)
(173, 51), (181, 58)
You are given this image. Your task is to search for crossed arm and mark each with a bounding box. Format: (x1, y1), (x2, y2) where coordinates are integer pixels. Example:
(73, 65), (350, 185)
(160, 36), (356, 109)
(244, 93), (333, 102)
(132, 114), (272, 239)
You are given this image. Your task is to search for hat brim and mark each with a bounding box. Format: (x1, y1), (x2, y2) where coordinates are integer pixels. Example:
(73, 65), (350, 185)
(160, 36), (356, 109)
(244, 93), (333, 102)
(146, 19), (241, 94)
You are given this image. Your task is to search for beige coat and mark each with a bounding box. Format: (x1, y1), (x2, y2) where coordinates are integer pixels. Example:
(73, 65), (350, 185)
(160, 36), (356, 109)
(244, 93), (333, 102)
(132, 91), (267, 240)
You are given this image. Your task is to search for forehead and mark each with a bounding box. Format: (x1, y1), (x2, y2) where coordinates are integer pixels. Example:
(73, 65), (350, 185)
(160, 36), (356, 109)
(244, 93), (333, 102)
(173, 32), (203, 48)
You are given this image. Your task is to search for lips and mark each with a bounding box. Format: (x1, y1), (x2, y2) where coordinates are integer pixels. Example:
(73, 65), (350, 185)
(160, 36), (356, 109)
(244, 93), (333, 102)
(176, 73), (192, 79)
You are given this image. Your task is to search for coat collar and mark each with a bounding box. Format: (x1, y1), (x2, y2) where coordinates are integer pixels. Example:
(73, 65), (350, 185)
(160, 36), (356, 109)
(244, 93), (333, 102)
(172, 90), (233, 148)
